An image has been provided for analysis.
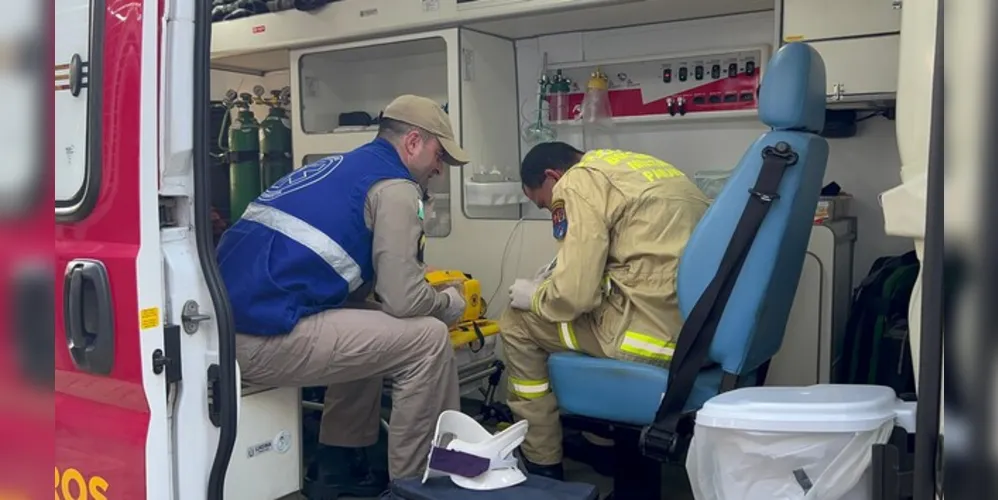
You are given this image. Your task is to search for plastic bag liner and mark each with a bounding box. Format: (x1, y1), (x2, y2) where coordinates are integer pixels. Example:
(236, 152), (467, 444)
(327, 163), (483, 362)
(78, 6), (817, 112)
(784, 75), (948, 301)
(687, 421), (893, 499)
(384, 475), (599, 500)
(686, 385), (903, 500)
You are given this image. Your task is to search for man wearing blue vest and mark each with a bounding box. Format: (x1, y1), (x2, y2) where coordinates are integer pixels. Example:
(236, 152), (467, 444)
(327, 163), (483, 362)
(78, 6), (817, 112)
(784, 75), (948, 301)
(217, 95), (471, 498)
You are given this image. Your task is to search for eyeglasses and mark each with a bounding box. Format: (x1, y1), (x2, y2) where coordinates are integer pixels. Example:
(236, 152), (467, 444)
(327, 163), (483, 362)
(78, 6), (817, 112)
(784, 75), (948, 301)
(433, 138), (447, 163)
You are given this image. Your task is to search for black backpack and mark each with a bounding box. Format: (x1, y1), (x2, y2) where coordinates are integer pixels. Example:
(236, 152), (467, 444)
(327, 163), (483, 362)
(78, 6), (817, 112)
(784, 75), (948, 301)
(838, 251), (920, 399)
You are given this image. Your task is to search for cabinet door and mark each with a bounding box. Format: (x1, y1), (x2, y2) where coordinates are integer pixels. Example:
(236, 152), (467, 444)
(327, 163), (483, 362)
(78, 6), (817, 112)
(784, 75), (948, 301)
(767, 253), (824, 386)
(782, 0), (902, 41)
(810, 35), (900, 98)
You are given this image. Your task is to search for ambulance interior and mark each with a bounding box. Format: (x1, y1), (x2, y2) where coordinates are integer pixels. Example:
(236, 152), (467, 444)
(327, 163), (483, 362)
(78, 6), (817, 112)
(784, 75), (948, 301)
(203, 1), (933, 498)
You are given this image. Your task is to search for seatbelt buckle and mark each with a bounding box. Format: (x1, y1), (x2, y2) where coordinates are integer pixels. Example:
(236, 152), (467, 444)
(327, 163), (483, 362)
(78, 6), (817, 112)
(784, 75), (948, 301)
(638, 411), (697, 463)
(748, 189), (781, 203)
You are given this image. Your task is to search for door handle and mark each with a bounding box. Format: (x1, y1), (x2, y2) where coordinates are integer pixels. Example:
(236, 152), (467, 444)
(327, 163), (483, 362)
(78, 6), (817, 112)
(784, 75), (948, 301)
(63, 259), (115, 375)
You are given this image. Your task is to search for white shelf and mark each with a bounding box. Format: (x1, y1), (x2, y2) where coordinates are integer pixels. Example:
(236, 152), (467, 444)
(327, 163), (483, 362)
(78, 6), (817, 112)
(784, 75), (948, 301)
(464, 181), (527, 207)
(547, 45), (771, 72)
(212, 49), (290, 75)
(550, 109), (759, 126)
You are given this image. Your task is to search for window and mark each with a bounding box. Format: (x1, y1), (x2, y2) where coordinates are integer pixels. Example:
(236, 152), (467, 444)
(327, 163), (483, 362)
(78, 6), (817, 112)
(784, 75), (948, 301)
(55, 0), (103, 220)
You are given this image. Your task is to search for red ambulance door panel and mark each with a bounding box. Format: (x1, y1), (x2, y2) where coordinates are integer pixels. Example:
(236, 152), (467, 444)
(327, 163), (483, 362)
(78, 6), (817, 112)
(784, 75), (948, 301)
(55, 0), (163, 498)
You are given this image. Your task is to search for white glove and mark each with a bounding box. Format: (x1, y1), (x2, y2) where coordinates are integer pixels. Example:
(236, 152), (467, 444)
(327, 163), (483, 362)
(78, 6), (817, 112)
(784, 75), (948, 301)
(534, 257), (557, 280)
(508, 278), (540, 311)
(440, 287), (467, 326)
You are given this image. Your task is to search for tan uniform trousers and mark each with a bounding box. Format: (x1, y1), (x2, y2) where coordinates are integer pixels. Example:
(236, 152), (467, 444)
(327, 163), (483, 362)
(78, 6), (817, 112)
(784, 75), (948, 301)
(235, 308), (461, 480)
(499, 307), (608, 466)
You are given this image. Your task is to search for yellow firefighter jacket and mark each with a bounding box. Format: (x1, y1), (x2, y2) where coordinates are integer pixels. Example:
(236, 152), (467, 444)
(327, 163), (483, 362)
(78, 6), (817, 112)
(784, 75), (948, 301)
(530, 149), (709, 366)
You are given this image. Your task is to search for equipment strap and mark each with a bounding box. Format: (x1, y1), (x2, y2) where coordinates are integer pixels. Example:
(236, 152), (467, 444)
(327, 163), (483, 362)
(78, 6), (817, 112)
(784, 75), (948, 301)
(261, 152), (291, 160)
(227, 150), (259, 164)
(653, 142), (798, 423)
(469, 322), (487, 353)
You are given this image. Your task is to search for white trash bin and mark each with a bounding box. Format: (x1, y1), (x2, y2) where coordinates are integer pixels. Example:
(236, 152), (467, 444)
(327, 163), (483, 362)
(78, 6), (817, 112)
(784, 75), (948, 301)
(686, 384), (916, 500)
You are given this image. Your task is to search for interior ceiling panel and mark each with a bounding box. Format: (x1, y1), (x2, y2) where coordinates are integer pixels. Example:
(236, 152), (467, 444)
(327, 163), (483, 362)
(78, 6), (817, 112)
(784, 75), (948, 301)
(468, 0), (774, 39)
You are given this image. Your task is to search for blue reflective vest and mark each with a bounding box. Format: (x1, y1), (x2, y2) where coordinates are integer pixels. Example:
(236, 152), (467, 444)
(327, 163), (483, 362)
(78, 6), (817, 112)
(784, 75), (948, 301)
(216, 138), (415, 336)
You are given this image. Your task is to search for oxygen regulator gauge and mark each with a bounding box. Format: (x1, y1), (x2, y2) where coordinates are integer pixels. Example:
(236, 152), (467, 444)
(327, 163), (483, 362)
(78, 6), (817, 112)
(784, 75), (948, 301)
(252, 85), (266, 98)
(279, 86), (292, 105)
(224, 89), (238, 105)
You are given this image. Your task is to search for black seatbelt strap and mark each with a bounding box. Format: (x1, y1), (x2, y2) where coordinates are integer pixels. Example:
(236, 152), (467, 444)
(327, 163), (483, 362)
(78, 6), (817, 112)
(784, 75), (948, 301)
(653, 142), (799, 424)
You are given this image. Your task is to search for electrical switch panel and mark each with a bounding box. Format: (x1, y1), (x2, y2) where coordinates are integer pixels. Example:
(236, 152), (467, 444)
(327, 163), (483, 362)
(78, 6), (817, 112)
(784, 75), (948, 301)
(546, 45), (768, 120)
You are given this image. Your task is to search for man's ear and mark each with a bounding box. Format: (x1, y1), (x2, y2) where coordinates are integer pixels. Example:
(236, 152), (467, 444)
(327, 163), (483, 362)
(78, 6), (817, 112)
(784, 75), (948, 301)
(544, 168), (563, 182)
(403, 129), (423, 153)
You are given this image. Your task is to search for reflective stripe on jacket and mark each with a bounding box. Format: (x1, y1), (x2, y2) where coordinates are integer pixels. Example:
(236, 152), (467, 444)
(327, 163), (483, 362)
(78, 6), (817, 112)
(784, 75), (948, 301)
(217, 138), (413, 335)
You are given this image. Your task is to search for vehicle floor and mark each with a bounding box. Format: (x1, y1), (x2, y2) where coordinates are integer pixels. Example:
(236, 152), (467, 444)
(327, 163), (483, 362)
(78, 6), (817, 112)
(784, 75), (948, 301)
(278, 459), (694, 500)
(285, 396), (695, 500)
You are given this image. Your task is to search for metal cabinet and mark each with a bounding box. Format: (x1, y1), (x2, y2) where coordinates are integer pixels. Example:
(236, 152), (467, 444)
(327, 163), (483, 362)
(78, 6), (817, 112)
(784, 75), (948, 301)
(812, 35), (901, 102)
(780, 0), (903, 104)
(782, 0), (902, 41)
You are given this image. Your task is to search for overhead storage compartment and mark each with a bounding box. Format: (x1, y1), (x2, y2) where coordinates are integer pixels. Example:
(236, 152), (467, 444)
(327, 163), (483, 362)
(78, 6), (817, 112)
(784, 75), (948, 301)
(210, 0), (641, 61)
(781, 0), (901, 41)
(810, 35), (900, 105)
(209, 0), (775, 71)
(779, 0), (902, 107)
(297, 38), (448, 135)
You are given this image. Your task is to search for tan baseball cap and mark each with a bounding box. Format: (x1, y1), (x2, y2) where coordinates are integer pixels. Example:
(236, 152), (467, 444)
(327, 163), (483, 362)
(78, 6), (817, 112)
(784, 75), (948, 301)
(382, 94), (470, 166)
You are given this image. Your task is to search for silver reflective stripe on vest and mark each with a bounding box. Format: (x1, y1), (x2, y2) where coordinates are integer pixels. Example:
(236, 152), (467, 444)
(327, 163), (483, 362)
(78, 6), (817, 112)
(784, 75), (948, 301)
(241, 202), (364, 292)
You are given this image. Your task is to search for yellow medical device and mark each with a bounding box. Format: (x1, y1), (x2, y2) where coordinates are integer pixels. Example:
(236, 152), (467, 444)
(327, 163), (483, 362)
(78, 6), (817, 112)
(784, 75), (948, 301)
(425, 269), (485, 322)
(425, 270), (502, 348)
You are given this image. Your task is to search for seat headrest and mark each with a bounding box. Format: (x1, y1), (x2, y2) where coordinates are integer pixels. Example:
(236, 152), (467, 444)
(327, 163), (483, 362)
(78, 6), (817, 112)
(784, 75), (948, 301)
(759, 43), (827, 133)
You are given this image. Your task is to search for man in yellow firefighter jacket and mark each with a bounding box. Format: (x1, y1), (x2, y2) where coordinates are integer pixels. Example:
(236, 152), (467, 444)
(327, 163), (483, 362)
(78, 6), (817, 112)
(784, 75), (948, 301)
(501, 142), (710, 479)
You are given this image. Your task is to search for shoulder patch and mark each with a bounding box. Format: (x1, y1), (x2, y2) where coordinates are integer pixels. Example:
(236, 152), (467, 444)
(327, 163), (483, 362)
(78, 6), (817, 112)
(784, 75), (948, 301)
(550, 200), (568, 241)
(417, 199), (425, 221)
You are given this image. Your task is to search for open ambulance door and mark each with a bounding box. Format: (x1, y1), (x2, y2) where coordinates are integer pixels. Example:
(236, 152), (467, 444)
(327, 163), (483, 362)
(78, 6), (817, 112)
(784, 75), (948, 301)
(166, 0), (241, 498)
(54, 0), (177, 498)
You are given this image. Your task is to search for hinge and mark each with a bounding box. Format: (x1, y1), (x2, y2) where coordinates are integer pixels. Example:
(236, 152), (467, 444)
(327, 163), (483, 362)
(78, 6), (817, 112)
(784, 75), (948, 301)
(68, 53), (89, 97)
(158, 196), (179, 228)
(151, 324), (183, 384)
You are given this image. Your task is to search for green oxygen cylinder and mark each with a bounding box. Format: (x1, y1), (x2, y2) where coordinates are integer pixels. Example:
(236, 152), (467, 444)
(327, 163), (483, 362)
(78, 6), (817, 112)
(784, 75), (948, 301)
(228, 92), (261, 221)
(259, 88), (293, 190)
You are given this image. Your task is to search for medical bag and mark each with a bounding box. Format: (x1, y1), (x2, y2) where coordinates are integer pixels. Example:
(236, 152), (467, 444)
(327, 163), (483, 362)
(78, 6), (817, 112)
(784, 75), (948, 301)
(383, 476), (600, 500)
(839, 250), (920, 398)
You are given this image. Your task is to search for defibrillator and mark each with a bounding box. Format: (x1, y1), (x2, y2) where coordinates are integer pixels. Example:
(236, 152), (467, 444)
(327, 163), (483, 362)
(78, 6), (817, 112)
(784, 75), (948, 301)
(424, 270), (501, 348)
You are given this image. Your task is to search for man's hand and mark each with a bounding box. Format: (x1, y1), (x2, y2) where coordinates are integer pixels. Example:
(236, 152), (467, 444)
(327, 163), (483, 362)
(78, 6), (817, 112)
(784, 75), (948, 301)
(440, 287), (467, 326)
(509, 279), (540, 311)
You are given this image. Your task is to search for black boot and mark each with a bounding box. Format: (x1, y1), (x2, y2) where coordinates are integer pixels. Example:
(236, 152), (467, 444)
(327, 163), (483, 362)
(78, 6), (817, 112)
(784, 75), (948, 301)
(522, 457), (565, 481)
(303, 445), (387, 499)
